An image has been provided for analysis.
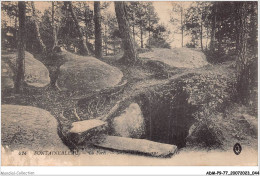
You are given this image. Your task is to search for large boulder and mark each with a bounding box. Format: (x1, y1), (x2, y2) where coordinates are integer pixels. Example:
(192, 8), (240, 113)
(57, 51), (123, 91)
(112, 103), (145, 138)
(1, 51), (50, 88)
(139, 48), (208, 68)
(1, 105), (68, 151)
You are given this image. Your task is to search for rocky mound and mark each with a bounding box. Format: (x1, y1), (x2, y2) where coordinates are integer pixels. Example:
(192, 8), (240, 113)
(1, 51), (50, 88)
(187, 104), (258, 149)
(139, 48), (208, 68)
(56, 51), (123, 91)
(72, 62), (237, 148)
(1, 105), (68, 151)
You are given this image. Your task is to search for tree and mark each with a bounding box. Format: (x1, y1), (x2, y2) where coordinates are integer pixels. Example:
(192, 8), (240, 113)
(1, 2), (19, 49)
(38, 2), (64, 52)
(127, 2), (159, 49)
(209, 2), (242, 57)
(185, 2), (211, 50)
(14, 1), (26, 93)
(210, 2), (217, 52)
(31, 1), (46, 53)
(114, 1), (137, 64)
(51, 1), (58, 50)
(235, 2), (257, 104)
(65, 1), (89, 55)
(127, 2), (138, 43)
(184, 6), (200, 48)
(204, 1), (257, 102)
(147, 24), (171, 49)
(104, 13), (121, 55)
(145, 3), (159, 47)
(135, 3), (145, 48)
(170, 2), (185, 47)
(83, 3), (94, 47)
(94, 2), (102, 58)
(101, 3), (112, 56)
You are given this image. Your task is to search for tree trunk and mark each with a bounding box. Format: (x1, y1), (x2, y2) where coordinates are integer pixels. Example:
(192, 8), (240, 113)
(200, 18), (203, 51)
(84, 7), (89, 45)
(14, 9), (18, 48)
(132, 11), (135, 43)
(132, 25), (135, 42)
(94, 1), (102, 58)
(52, 2), (58, 50)
(210, 2), (216, 52)
(148, 17), (151, 46)
(181, 7), (183, 47)
(104, 24), (108, 56)
(15, 1), (26, 93)
(140, 24), (143, 48)
(113, 41), (116, 55)
(236, 2), (250, 104)
(114, 2), (137, 64)
(205, 24), (209, 51)
(66, 1), (89, 55)
(31, 2), (46, 54)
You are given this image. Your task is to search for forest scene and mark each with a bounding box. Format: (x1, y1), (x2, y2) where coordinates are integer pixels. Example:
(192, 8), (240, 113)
(1, 1), (258, 166)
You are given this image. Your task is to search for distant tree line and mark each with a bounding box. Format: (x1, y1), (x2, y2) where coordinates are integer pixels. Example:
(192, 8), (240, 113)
(2, 1), (171, 57)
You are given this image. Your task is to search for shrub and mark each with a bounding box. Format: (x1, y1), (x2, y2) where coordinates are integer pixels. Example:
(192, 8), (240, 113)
(146, 37), (171, 49)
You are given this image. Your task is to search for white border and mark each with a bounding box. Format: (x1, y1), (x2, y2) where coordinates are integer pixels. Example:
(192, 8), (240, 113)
(0, 0), (259, 175)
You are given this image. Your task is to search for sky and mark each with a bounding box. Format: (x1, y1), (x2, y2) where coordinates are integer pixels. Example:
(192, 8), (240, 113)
(153, 1), (192, 47)
(153, 1), (174, 25)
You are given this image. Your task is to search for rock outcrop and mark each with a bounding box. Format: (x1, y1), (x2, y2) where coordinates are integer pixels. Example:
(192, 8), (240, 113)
(1, 105), (68, 151)
(139, 48), (208, 68)
(1, 51), (50, 89)
(112, 103), (145, 138)
(56, 51), (123, 91)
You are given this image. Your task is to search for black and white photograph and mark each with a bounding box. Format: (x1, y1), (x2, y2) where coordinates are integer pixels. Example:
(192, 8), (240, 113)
(1, 0), (258, 169)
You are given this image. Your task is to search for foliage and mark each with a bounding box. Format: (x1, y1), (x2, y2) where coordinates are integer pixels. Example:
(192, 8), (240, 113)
(146, 24), (171, 49)
(101, 5), (121, 55)
(181, 64), (236, 147)
(183, 1), (257, 106)
(170, 2), (186, 47)
(170, 2), (184, 33)
(126, 2), (159, 48)
(147, 37), (171, 49)
(184, 2), (212, 50)
(1, 2), (18, 49)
